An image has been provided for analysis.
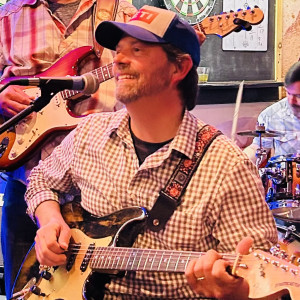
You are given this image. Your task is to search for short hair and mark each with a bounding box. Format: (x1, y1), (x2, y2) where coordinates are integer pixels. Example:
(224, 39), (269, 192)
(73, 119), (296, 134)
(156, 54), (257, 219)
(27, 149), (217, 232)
(284, 61), (300, 86)
(161, 44), (198, 111)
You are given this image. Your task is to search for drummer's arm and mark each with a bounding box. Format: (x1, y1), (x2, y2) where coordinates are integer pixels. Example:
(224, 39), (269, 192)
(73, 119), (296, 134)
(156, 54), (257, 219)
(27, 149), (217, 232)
(243, 144), (271, 166)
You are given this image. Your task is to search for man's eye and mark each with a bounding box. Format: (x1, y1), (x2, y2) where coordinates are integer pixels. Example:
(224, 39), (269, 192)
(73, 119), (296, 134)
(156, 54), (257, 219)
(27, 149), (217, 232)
(133, 47), (141, 52)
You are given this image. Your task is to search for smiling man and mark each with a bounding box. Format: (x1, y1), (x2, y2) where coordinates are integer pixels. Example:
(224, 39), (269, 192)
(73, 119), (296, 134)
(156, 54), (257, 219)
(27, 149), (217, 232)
(25, 5), (277, 300)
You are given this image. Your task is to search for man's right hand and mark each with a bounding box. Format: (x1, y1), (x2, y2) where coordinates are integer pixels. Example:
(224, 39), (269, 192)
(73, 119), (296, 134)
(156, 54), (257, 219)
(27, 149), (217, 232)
(0, 85), (35, 118)
(34, 201), (71, 267)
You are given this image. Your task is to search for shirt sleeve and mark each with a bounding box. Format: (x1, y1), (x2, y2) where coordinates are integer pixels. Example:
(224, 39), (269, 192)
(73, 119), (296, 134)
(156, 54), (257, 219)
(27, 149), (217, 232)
(25, 128), (79, 220)
(213, 156), (278, 253)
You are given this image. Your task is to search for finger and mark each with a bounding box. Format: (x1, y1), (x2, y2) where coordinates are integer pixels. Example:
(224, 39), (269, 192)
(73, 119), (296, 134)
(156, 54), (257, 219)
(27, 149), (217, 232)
(212, 258), (239, 283)
(185, 259), (200, 289)
(10, 85), (35, 102)
(236, 236), (254, 255)
(201, 249), (222, 276)
(35, 234), (67, 266)
(57, 225), (71, 251)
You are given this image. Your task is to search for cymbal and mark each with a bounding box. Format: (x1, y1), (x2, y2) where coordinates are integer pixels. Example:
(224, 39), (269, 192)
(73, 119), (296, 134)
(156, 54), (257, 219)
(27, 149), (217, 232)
(237, 130), (284, 137)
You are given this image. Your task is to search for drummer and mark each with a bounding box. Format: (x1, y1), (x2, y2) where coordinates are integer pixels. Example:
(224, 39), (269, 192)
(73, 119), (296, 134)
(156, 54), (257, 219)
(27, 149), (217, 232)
(244, 61), (300, 165)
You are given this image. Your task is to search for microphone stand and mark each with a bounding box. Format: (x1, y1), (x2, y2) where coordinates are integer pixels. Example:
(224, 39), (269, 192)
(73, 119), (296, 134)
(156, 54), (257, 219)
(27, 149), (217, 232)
(0, 84), (60, 135)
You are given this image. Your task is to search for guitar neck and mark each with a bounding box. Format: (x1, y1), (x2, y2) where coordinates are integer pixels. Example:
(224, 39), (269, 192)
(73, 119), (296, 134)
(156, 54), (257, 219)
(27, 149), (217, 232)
(90, 247), (234, 273)
(61, 63), (114, 100)
(195, 7), (264, 38)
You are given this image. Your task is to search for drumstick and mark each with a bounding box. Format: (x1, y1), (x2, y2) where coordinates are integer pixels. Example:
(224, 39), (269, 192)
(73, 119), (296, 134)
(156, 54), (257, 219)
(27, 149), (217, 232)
(231, 80), (245, 142)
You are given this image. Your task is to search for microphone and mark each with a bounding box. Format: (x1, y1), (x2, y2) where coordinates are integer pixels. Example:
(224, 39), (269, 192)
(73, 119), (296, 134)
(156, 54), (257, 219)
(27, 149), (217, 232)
(7, 73), (100, 95)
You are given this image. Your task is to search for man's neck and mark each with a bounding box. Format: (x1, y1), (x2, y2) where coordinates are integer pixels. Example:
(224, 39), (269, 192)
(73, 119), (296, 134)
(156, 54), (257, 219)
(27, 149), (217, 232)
(126, 93), (185, 143)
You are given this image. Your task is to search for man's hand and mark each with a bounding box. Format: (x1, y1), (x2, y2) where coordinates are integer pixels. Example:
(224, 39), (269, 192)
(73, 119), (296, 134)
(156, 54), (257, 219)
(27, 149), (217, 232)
(34, 201), (71, 266)
(0, 85), (35, 117)
(185, 237), (253, 299)
(195, 28), (206, 46)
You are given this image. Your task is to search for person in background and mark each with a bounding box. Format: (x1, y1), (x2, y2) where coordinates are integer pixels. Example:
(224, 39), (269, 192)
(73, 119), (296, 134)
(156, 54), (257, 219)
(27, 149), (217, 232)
(25, 5), (277, 299)
(0, 0), (137, 297)
(244, 61), (300, 165)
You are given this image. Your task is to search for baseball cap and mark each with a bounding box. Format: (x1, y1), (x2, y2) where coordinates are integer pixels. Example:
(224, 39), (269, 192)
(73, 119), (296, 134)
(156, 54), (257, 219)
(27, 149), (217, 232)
(95, 5), (200, 66)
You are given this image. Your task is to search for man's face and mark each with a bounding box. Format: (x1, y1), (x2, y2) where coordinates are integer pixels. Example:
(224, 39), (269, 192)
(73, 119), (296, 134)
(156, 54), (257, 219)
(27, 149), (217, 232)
(112, 36), (174, 105)
(286, 81), (300, 118)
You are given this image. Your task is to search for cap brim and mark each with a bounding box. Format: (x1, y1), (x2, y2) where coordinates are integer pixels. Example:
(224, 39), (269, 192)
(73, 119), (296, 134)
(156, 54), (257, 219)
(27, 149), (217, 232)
(95, 21), (166, 50)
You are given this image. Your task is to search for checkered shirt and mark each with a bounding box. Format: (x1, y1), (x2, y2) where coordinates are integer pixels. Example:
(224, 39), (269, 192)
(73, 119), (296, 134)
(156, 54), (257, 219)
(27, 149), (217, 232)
(26, 109), (278, 299)
(253, 98), (300, 156)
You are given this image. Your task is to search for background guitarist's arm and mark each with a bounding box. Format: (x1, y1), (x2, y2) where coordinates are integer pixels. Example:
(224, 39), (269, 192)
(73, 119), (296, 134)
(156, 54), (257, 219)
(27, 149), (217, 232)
(34, 200), (71, 267)
(185, 237), (253, 300)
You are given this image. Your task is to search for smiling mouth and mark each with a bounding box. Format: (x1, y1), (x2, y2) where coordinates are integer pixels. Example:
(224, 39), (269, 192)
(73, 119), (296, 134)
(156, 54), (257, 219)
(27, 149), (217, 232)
(117, 74), (136, 81)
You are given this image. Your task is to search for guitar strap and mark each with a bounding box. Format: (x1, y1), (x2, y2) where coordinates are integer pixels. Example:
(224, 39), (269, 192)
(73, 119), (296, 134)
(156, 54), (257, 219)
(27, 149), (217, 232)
(92, 0), (119, 57)
(147, 124), (222, 232)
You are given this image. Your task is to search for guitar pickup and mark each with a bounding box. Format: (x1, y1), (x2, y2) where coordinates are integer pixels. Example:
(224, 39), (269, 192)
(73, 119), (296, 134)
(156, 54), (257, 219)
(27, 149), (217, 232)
(66, 242), (80, 272)
(80, 243), (95, 272)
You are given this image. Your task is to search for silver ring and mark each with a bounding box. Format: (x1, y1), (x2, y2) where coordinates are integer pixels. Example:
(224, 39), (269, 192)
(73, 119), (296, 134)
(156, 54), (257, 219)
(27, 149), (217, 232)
(197, 276), (205, 281)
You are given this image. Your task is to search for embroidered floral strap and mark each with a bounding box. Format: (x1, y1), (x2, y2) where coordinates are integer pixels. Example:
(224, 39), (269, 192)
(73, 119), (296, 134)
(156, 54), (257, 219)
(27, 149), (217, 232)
(147, 125), (222, 232)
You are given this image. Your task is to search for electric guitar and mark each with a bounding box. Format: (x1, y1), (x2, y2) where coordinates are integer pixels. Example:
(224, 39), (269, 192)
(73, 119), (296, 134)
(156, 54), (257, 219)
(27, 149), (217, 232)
(11, 202), (300, 300)
(0, 7), (264, 171)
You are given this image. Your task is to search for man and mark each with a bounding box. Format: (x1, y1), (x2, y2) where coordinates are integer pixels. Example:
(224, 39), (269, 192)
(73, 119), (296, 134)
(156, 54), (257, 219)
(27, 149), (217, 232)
(25, 5), (278, 299)
(244, 61), (300, 165)
(0, 0), (136, 297)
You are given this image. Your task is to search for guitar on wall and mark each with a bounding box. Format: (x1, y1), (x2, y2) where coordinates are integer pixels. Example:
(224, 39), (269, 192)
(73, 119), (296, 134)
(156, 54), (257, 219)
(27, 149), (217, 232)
(0, 7), (264, 171)
(11, 201), (300, 300)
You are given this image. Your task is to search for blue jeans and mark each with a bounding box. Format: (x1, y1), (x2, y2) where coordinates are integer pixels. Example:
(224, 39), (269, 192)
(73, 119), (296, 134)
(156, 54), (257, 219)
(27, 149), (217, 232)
(1, 178), (37, 298)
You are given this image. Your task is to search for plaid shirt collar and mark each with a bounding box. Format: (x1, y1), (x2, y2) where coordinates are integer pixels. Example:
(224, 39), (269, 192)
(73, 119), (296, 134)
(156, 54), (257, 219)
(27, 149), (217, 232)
(106, 108), (201, 160)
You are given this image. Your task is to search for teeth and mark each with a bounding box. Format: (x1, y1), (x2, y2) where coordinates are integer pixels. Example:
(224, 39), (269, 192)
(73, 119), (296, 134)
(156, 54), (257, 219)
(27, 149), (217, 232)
(118, 75), (135, 80)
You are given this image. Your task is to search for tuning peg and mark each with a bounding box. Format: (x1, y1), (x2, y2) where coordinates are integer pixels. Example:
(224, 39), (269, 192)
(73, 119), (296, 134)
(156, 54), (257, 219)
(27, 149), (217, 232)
(234, 26), (242, 32)
(245, 24), (252, 31)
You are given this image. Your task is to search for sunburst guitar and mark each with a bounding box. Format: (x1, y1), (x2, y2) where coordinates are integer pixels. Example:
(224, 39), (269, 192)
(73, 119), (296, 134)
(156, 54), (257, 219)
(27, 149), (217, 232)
(0, 7), (264, 171)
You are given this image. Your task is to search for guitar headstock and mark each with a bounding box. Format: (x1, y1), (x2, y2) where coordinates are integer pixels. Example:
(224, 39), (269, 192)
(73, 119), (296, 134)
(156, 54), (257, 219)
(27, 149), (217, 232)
(196, 7), (264, 38)
(235, 249), (300, 299)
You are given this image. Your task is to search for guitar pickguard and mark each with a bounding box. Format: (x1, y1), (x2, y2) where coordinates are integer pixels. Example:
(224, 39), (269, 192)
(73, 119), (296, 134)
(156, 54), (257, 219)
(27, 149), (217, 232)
(10, 88), (84, 161)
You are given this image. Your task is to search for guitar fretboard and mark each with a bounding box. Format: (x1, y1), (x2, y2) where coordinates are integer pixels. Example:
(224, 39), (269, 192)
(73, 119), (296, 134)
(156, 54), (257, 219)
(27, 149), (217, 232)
(90, 247), (206, 273)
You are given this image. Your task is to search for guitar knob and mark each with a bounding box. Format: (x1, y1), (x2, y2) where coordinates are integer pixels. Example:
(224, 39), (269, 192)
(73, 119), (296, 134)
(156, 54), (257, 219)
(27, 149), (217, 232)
(41, 270), (52, 281)
(30, 285), (46, 297)
(10, 150), (17, 158)
(17, 137), (24, 145)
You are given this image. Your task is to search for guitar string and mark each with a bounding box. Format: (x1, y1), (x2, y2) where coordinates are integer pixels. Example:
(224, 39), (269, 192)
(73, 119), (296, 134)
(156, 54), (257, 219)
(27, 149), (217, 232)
(63, 244), (299, 267)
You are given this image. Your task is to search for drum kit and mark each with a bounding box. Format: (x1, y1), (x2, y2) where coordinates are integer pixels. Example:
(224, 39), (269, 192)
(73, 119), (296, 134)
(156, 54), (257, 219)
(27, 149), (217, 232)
(237, 124), (300, 263)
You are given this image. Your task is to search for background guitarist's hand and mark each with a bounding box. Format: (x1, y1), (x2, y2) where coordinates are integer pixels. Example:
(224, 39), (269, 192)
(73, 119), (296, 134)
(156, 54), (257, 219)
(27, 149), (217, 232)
(195, 28), (206, 46)
(185, 237), (253, 300)
(0, 85), (35, 118)
(34, 201), (71, 266)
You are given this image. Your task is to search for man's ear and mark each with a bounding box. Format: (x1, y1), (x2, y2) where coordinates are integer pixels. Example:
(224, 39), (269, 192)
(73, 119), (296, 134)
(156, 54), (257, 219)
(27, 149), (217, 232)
(172, 55), (193, 84)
